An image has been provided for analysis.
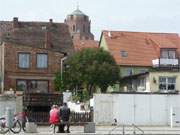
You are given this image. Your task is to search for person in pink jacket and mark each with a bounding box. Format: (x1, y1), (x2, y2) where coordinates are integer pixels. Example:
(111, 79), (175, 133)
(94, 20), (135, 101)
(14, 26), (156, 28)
(49, 105), (59, 124)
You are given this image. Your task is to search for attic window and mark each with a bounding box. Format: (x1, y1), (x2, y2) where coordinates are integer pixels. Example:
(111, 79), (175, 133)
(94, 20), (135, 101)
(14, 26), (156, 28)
(120, 51), (128, 57)
(70, 15), (73, 20)
(42, 26), (46, 30)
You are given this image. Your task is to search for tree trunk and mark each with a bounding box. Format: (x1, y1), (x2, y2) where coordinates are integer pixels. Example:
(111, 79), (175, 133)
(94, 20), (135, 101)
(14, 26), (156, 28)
(87, 84), (94, 98)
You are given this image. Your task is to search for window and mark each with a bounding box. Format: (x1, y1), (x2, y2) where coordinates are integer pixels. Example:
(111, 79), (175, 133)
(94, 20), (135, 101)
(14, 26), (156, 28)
(159, 77), (176, 91)
(73, 25), (76, 32)
(161, 49), (176, 59)
(29, 80), (48, 93)
(137, 77), (146, 91)
(140, 69), (146, 74)
(120, 51), (128, 57)
(127, 68), (133, 76)
(37, 54), (48, 68)
(16, 80), (48, 93)
(18, 53), (30, 68)
(83, 24), (85, 32)
(17, 80), (26, 91)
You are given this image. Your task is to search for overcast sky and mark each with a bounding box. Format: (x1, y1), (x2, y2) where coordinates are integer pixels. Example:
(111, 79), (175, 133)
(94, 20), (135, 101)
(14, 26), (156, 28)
(0, 0), (180, 40)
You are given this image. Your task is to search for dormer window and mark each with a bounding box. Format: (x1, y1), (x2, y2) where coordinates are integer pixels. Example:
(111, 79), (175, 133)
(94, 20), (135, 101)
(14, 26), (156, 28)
(120, 51), (128, 57)
(160, 49), (176, 59)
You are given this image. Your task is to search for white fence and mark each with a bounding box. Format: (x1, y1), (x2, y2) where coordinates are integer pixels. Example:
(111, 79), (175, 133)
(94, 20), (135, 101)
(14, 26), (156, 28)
(94, 94), (180, 126)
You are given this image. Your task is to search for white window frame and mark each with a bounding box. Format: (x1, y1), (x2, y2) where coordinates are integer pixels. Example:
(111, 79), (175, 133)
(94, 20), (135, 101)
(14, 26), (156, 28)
(159, 76), (176, 91)
(160, 49), (176, 59)
(37, 53), (48, 68)
(18, 53), (30, 68)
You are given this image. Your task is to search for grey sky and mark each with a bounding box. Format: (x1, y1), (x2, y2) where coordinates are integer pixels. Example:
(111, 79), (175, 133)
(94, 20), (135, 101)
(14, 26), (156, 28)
(0, 0), (180, 40)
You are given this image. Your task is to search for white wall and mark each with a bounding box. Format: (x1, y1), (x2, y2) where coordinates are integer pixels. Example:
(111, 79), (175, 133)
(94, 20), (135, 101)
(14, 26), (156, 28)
(94, 94), (180, 126)
(0, 95), (16, 117)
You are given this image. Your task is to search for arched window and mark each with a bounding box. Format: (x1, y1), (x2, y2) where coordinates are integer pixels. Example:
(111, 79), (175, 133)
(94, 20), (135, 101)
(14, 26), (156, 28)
(73, 25), (76, 32)
(83, 25), (85, 32)
(88, 26), (90, 33)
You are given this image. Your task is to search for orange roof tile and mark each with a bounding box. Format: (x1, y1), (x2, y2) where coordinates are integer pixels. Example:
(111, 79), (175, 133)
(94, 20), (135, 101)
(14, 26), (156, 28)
(73, 39), (99, 51)
(102, 31), (180, 67)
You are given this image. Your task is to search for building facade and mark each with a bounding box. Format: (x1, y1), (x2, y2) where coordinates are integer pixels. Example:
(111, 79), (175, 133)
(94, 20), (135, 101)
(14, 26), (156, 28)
(0, 17), (74, 94)
(0, 18), (74, 119)
(0, 42), (64, 93)
(99, 30), (180, 93)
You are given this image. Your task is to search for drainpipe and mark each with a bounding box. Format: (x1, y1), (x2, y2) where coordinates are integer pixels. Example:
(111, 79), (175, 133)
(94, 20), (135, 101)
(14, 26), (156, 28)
(60, 55), (67, 81)
(1, 43), (5, 93)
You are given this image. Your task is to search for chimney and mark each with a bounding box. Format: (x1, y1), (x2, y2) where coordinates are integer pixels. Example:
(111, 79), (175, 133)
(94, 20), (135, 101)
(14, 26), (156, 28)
(49, 19), (53, 25)
(108, 31), (112, 38)
(44, 31), (53, 49)
(13, 17), (19, 29)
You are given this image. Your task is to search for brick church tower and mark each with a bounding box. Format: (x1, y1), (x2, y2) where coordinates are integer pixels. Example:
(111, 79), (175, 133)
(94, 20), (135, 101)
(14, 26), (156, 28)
(65, 7), (94, 40)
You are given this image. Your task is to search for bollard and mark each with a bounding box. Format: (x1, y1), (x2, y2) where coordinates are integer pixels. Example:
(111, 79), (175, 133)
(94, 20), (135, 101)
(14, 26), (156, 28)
(5, 107), (14, 128)
(84, 122), (95, 133)
(26, 122), (37, 133)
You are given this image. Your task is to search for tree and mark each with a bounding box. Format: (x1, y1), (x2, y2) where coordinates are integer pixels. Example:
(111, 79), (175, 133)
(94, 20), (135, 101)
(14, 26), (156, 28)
(63, 48), (120, 97)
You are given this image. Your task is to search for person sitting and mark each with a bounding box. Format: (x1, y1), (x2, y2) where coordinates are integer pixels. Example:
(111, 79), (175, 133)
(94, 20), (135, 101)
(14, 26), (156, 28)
(49, 105), (59, 125)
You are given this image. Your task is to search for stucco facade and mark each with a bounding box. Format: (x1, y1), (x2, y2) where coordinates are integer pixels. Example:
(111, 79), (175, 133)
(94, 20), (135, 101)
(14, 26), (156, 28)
(149, 72), (180, 92)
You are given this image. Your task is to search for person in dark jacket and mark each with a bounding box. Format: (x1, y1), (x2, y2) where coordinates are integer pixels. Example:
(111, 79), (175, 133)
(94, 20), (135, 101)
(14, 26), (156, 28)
(58, 102), (71, 133)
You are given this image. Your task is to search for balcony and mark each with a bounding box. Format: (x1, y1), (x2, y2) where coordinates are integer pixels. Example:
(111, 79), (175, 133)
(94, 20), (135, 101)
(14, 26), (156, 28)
(152, 58), (179, 69)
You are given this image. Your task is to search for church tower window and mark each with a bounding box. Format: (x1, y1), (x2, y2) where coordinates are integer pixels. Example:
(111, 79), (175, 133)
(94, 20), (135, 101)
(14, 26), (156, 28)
(83, 24), (85, 33)
(73, 25), (76, 32)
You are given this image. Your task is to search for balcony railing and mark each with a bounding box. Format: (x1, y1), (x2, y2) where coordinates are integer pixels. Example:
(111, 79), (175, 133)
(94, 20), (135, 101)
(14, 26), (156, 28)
(23, 93), (63, 107)
(152, 58), (179, 68)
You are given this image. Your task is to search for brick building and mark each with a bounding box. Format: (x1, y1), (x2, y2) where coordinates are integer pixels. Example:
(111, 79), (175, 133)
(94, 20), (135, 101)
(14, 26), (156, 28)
(65, 7), (99, 51)
(0, 18), (74, 121)
(65, 7), (94, 40)
(0, 17), (74, 94)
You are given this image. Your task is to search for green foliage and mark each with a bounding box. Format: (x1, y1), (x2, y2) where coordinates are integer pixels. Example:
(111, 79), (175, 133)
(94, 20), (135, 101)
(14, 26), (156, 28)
(64, 48), (120, 96)
(54, 72), (66, 92)
(72, 90), (89, 102)
(54, 48), (120, 99)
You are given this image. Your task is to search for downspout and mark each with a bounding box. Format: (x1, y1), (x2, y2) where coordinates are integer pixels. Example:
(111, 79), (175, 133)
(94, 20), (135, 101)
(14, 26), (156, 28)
(60, 53), (67, 81)
(1, 42), (5, 93)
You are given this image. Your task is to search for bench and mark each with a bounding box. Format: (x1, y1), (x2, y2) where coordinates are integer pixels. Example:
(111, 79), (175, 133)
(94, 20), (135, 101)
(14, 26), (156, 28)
(52, 122), (89, 133)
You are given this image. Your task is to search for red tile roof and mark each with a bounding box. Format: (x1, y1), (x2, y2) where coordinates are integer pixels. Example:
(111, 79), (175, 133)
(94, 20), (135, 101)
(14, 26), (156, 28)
(73, 39), (99, 51)
(101, 31), (180, 66)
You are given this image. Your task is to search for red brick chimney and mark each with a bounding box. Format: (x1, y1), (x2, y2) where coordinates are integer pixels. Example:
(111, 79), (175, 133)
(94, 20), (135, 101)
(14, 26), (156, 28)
(44, 31), (53, 49)
(13, 17), (19, 29)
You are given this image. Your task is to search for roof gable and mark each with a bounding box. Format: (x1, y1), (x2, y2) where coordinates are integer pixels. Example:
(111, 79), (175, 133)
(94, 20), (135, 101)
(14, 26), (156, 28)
(101, 31), (180, 66)
(0, 20), (74, 54)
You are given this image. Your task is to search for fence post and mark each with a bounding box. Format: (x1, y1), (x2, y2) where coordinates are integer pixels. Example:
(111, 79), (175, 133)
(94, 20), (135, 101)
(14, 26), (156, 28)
(90, 107), (94, 122)
(5, 107), (14, 128)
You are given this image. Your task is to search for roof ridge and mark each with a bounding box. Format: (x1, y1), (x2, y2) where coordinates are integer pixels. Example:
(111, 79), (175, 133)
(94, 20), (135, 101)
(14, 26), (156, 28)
(103, 30), (179, 35)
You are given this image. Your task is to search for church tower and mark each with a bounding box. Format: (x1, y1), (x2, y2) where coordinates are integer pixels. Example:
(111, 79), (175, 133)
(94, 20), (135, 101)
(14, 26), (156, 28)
(65, 7), (94, 40)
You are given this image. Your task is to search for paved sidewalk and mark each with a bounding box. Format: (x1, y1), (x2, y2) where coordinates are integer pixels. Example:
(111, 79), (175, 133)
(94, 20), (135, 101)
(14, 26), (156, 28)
(5, 125), (180, 135)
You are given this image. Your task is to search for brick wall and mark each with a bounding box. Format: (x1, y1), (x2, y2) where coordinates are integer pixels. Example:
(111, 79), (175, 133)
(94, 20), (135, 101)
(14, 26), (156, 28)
(4, 42), (64, 92)
(65, 15), (94, 40)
